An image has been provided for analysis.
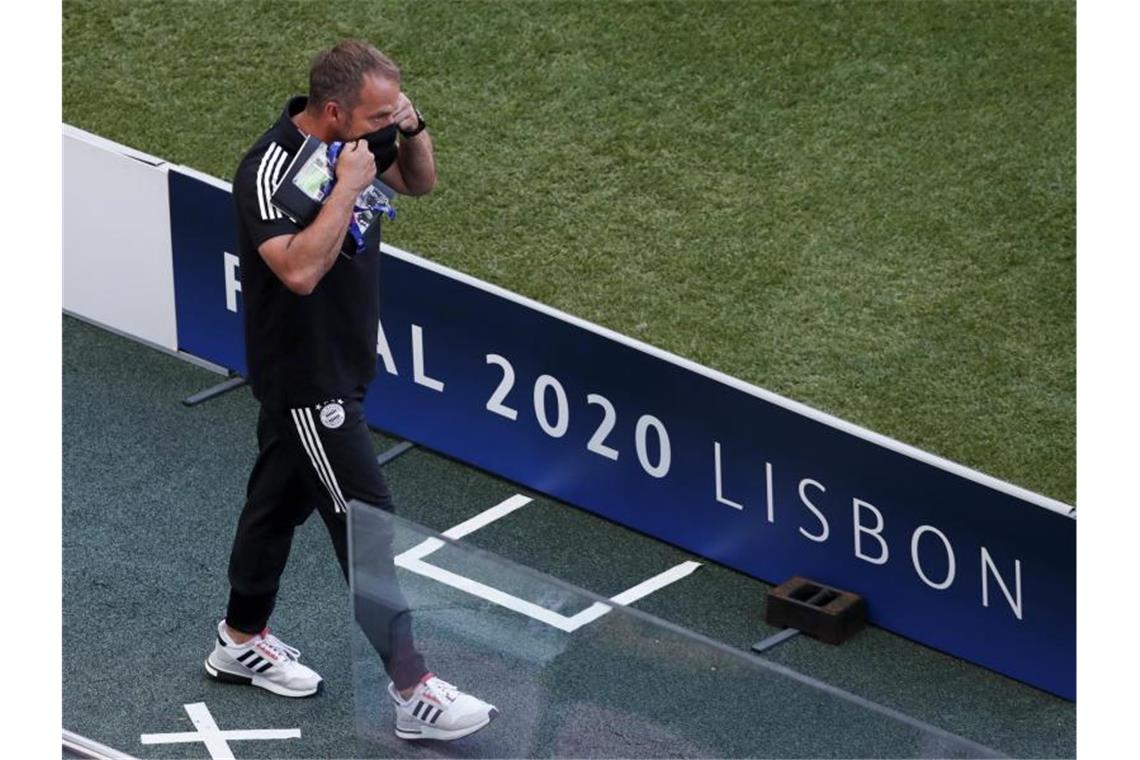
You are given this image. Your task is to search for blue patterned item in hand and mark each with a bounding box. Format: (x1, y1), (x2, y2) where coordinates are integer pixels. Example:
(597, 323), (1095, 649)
(320, 141), (397, 255)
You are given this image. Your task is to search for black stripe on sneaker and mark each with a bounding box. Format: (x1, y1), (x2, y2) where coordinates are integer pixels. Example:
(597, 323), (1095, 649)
(256, 661), (274, 673)
(217, 635), (227, 647)
(430, 707), (442, 724)
(245, 655), (265, 670)
(412, 701), (425, 718)
(237, 651), (257, 664)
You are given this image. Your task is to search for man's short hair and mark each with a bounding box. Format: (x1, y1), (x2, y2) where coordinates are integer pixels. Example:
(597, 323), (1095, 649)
(309, 40), (400, 112)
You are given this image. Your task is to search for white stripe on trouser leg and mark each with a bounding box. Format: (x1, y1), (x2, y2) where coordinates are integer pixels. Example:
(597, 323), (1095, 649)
(289, 408), (343, 512)
(290, 409), (346, 513)
(291, 409), (346, 513)
(302, 408), (349, 513)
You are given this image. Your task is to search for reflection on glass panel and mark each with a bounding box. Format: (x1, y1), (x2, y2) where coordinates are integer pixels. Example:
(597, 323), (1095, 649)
(348, 502), (1001, 759)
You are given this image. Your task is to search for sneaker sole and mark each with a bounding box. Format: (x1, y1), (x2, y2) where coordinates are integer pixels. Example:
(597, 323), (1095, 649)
(204, 656), (320, 698)
(395, 707), (499, 741)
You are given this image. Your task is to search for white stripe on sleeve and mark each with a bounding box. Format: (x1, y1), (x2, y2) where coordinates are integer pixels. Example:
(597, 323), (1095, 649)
(266, 146), (289, 219)
(259, 144), (284, 221)
(254, 143), (278, 221)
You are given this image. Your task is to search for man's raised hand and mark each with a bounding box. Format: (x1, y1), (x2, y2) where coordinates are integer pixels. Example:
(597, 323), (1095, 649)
(335, 140), (376, 194)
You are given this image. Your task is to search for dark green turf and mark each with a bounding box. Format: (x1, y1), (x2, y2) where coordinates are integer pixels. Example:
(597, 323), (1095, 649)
(62, 0), (1075, 505)
(62, 317), (1072, 757)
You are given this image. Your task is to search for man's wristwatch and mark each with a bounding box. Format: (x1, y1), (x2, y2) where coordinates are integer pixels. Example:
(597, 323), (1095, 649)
(398, 108), (427, 138)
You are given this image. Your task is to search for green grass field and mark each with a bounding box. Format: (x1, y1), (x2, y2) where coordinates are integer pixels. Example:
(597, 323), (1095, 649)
(63, 0), (1075, 504)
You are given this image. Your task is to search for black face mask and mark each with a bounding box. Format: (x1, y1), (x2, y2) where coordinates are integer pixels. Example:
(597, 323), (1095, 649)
(364, 125), (398, 154)
(362, 125), (400, 174)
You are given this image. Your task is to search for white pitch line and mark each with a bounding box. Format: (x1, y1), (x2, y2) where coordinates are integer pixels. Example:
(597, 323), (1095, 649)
(393, 495), (702, 633)
(561, 602), (612, 631)
(140, 730), (302, 744)
(184, 702), (234, 760)
(561, 561), (704, 631)
(609, 560), (703, 605)
(396, 536), (445, 563)
(217, 729), (302, 741)
(441, 494), (533, 540)
(140, 732), (207, 744)
(139, 703), (301, 759)
(395, 495), (532, 564)
(400, 556), (581, 631)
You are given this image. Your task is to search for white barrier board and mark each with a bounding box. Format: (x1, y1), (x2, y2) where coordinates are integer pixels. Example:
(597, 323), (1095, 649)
(63, 125), (177, 351)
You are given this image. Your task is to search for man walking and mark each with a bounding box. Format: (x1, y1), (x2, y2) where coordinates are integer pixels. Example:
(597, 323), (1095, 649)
(204, 39), (498, 742)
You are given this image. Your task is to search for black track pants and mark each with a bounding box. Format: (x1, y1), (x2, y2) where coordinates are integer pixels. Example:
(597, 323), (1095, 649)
(224, 392), (427, 690)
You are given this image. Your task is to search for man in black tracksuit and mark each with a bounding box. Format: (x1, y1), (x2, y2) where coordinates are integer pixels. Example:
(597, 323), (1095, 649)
(204, 40), (497, 742)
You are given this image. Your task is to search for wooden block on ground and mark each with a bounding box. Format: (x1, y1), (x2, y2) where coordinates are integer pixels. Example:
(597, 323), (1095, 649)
(765, 576), (866, 645)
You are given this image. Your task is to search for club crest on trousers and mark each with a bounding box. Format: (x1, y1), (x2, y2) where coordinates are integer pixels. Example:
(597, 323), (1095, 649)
(319, 402), (346, 429)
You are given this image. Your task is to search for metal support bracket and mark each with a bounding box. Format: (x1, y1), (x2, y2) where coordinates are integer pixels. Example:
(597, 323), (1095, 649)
(376, 440), (416, 466)
(750, 627), (802, 654)
(181, 375), (246, 406)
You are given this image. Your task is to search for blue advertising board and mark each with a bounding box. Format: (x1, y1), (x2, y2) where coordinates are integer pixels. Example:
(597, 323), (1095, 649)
(167, 166), (1076, 699)
(169, 168), (247, 376)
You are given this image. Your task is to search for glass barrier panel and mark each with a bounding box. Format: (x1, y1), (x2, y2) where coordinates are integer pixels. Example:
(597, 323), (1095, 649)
(348, 502), (1002, 759)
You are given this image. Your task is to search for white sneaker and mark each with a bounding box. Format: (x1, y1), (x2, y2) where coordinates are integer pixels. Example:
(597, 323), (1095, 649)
(204, 620), (322, 698)
(388, 673), (499, 741)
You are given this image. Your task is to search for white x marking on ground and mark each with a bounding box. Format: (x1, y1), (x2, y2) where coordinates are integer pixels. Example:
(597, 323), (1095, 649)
(140, 702), (300, 760)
